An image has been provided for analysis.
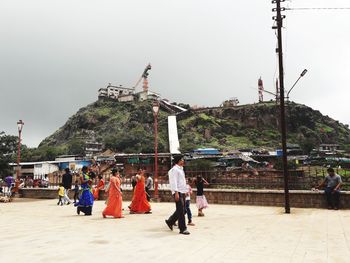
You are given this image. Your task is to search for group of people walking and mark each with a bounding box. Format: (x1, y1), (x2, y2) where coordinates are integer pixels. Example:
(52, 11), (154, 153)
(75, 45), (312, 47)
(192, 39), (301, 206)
(66, 161), (343, 221)
(58, 155), (209, 236)
(102, 167), (152, 218)
(62, 166), (153, 218)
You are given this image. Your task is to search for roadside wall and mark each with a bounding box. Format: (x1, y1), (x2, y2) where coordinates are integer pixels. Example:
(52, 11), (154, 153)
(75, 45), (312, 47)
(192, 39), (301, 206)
(19, 188), (350, 209)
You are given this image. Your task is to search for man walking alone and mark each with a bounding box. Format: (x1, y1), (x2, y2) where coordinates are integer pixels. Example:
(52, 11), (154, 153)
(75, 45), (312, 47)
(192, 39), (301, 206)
(165, 155), (190, 235)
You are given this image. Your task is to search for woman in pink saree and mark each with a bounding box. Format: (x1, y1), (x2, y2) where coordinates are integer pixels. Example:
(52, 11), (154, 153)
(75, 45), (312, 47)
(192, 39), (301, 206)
(102, 169), (123, 218)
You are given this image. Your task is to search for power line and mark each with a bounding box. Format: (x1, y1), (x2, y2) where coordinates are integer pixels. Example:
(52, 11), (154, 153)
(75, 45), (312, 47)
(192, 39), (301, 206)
(287, 7), (350, 11)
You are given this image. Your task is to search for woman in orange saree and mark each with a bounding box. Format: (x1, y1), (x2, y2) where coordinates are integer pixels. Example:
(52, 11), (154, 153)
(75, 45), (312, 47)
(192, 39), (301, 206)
(93, 175), (105, 200)
(129, 169), (151, 214)
(102, 170), (123, 218)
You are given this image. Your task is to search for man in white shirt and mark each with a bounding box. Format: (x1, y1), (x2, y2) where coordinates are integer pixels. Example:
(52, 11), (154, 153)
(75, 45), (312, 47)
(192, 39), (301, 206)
(165, 155), (190, 235)
(145, 174), (153, 201)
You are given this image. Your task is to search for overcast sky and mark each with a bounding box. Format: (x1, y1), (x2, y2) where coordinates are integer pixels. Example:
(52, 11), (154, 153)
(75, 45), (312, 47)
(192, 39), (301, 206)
(1, 0), (349, 147)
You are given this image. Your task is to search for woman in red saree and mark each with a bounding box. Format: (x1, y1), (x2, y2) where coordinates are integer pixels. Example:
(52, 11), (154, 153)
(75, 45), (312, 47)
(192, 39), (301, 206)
(129, 169), (151, 214)
(102, 170), (123, 218)
(93, 175), (105, 200)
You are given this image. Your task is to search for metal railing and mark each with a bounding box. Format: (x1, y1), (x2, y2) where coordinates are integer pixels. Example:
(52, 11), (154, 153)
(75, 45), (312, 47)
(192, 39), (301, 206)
(12, 166), (350, 191)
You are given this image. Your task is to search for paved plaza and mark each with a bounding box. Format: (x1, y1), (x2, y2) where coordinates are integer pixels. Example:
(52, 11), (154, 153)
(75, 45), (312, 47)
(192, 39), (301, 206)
(1, 199), (350, 263)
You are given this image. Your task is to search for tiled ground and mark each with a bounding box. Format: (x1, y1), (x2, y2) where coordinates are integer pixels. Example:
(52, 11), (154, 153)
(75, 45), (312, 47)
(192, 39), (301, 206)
(1, 199), (350, 263)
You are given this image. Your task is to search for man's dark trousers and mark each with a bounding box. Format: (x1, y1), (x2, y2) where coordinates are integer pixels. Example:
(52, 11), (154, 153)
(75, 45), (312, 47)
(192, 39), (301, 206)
(325, 187), (340, 208)
(145, 187), (151, 201)
(167, 193), (186, 232)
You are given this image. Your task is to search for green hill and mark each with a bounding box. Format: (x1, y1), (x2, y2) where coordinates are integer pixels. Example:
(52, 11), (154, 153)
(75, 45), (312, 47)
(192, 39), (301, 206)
(38, 99), (350, 155)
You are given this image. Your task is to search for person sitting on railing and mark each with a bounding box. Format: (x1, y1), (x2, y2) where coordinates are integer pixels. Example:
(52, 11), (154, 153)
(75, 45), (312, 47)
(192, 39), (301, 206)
(25, 177), (34, 188)
(19, 179), (25, 188)
(241, 162), (259, 176)
(316, 167), (342, 210)
(41, 174), (49, 188)
(33, 179), (39, 188)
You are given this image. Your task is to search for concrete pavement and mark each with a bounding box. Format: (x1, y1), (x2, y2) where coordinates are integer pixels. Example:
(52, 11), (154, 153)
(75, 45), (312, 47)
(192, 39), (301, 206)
(1, 199), (350, 263)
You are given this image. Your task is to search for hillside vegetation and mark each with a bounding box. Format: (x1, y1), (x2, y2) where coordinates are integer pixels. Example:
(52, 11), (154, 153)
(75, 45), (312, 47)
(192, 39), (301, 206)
(37, 100), (350, 157)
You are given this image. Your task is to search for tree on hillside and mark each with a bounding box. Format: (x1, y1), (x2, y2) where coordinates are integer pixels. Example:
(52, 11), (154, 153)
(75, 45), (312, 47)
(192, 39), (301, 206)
(20, 145), (35, 162)
(67, 138), (85, 155)
(22, 146), (67, 162)
(0, 132), (18, 178)
(299, 138), (317, 155)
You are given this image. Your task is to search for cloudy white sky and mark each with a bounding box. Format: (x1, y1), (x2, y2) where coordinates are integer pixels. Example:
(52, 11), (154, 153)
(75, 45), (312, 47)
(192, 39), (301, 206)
(0, 0), (349, 147)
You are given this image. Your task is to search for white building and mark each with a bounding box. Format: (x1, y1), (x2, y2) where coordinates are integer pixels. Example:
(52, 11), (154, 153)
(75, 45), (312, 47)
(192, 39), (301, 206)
(221, 97), (239, 107)
(118, 94), (135, 102)
(136, 90), (161, 101)
(319, 144), (341, 153)
(98, 82), (162, 103)
(55, 155), (84, 162)
(98, 84), (134, 100)
(10, 161), (60, 179)
(33, 162), (60, 179)
(85, 141), (103, 158)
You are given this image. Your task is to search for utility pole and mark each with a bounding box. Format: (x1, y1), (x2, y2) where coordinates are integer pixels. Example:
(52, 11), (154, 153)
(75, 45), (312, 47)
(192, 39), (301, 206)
(272, 0), (290, 213)
(152, 100), (160, 201)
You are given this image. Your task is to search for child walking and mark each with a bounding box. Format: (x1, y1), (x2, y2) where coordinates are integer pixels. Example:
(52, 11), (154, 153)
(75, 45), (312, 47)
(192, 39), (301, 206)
(195, 176), (209, 216)
(57, 184), (65, 206)
(186, 178), (195, 226)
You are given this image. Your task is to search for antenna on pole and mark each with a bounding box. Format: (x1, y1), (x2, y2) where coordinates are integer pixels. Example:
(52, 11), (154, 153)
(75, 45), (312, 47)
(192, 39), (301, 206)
(258, 77), (264, 103)
(275, 78), (280, 102)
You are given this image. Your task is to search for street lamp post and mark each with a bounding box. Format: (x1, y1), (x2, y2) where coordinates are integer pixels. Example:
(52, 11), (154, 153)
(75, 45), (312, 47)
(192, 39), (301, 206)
(16, 120), (24, 180)
(286, 69), (308, 101)
(152, 100), (160, 200)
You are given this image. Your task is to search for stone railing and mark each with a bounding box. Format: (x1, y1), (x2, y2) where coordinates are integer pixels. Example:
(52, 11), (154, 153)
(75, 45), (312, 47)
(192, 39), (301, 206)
(19, 188), (350, 209)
